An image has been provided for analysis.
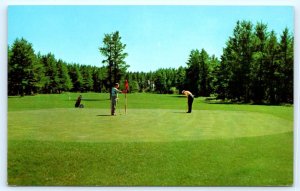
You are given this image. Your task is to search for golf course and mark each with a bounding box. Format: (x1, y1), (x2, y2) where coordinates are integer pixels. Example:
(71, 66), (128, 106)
(7, 93), (293, 186)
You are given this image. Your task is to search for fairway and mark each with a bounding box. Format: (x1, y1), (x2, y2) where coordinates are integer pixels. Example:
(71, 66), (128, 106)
(7, 93), (294, 186)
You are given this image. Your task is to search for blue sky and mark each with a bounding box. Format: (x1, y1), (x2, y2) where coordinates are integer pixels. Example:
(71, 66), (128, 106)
(8, 6), (294, 72)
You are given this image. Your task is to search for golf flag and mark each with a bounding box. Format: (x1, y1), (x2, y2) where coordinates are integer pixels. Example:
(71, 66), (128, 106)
(125, 79), (129, 93)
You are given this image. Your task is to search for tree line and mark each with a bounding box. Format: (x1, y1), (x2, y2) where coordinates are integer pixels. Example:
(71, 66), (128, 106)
(8, 20), (293, 104)
(215, 21), (293, 104)
(8, 41), (108, 95)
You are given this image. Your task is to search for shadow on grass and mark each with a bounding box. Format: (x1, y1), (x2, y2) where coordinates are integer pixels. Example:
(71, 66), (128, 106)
(83, 99), (110, 102)
(170, 95), (186, 98)
(67, 98), (109, 102)
(172, 111), (187, 114)
(96, 114), (111, 117)
(8, 96), (23, 99)
(206, 101), (238, 105)
(205, 99), (292, 107)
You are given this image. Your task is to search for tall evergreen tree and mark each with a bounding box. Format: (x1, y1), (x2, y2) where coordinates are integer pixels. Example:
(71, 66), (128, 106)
(154, 69), (167, 93)
(217, 21), (254, 102)
(234, 21), (253, 102)
(57, 60), (73, 93)
(99, 31), (129, 96)
(175, 66), (186, 93)
(213, 60), (230, 100)
(185, 49), (212, 97)
(8, 45), (13, 95)
(92, 66), (107, 92)
(186, 49), (201, 96)
(68, 64), (84, 92)
(9, 38), (44, 95)
(250, 22), (269, 103)
(41, 53), (60, 93)
(207, 55), (220, 96)
(277, 28), (293, 103)
(264, 30), (280, 104)
(81, 65), (94, 92)
(198, 49), (210, 96)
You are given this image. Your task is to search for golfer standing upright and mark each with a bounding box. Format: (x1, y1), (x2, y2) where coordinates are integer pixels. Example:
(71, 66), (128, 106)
(182, 90), (194, 113)
(111, 83), (123, 116)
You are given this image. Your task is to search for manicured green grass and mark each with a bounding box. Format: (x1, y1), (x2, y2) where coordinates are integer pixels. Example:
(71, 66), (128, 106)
(7, 93), (294, 186)
(9, 109), (292, 142)
(8, 132), (293, 186)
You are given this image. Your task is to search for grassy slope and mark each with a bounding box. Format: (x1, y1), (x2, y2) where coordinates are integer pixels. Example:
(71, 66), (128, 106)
(8, 133), (293, 186)
(7, 93), (294, 186)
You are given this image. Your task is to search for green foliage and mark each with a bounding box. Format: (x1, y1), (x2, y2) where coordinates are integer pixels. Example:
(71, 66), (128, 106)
(214, 20), (293, 104)
(154, 69), (167, 93)
(67, 64), (84, 92)
(92, 66), (107, 92)
(57, 60), (73, 92)
(175, 66), (186, 93)
(169, 87), (178, 94)
(8, 21), (293, 104)
(8, 39), (111, 95)
(185, 49), (213, 97)
(8, 38), (45, 96)
(277, 28), (293, 103)
(99, 31), (129, 90)
(129, 80), (140, 93)
(81, 65), (94, 91)
(41, 53), (60, 93)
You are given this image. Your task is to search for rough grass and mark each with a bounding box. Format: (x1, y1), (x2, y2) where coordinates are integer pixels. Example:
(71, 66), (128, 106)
(7, 93), (294, 186)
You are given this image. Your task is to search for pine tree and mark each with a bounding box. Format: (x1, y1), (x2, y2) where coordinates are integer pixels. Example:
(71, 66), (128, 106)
(68, 64), (84, 92)
(41, 53), (60, 93)
(277, 28), (293, 103)
(264, 31), (280, 104)
(250, 22), (269, 103)
(186, 49), (201, 96)
(9, 38), (44, 95)
(81, 65), (94, 92)
(99, 31), (129, 96)
(57, 60), (73, 93)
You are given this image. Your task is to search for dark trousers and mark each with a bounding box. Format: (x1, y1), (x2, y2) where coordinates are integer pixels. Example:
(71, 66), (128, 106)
(188, 95), (194, 113)
(111, 96), (117, 115)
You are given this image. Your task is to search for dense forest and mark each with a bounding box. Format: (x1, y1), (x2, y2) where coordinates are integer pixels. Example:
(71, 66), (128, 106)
(8, 20), (293, 104)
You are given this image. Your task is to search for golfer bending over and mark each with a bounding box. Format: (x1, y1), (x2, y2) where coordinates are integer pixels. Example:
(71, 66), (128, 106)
(111, 83), (123, 116)
(182, 90), (194, 113)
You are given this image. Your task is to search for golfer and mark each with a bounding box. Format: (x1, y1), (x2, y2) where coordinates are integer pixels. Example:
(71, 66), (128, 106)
(111, 83), (123, 116)
(182, 90), (194, 113)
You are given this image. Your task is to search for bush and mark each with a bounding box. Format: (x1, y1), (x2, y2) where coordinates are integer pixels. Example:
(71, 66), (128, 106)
(169, 87), (179, 94)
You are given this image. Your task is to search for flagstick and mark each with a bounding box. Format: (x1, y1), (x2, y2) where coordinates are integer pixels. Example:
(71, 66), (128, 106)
(125, 93), (127, 114)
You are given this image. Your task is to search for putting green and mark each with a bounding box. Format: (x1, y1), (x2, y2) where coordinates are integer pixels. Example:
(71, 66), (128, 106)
(8, 108), (292, 142)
